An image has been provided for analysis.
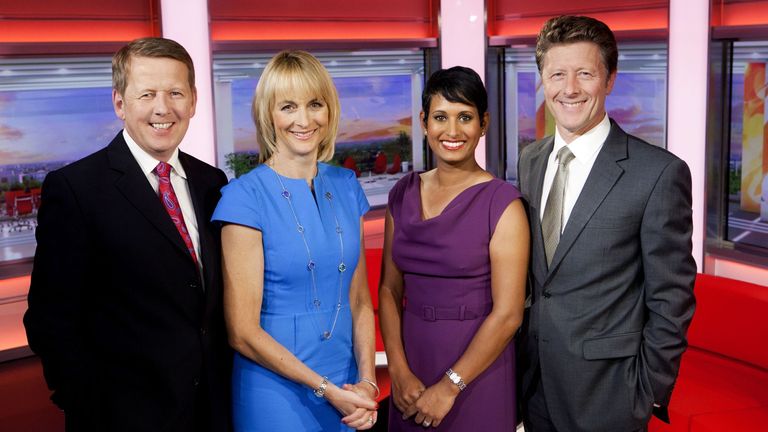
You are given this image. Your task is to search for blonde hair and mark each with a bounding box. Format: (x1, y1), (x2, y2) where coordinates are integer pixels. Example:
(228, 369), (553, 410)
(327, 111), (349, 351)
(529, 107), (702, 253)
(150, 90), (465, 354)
(252, 50), (340, 163)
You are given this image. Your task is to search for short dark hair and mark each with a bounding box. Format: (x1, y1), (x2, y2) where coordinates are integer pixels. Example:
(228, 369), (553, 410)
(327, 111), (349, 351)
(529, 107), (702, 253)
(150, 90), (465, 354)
(422, 66), (488, 126)
(112, 37), (195, 95)
(535, 15), (618, 77)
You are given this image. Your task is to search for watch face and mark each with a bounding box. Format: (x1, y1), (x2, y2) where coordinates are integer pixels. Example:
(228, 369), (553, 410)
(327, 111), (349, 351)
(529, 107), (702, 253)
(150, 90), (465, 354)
(449, 372), (459, 382)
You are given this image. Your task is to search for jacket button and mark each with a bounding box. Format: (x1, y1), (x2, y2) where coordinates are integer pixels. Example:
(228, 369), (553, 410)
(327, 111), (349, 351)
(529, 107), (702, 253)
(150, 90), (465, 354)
(200, 327), (207, 335)
(189, 282), (199, 290)
(193, 378), (200, 387)
(542, 291), (551, 298)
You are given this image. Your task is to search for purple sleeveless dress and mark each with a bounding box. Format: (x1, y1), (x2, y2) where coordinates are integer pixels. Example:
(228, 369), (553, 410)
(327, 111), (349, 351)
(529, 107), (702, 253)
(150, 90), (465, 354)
(386, 172), (522, 431)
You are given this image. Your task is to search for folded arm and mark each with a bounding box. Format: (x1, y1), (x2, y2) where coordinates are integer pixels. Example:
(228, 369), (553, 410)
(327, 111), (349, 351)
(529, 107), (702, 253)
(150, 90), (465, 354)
(345, 220), (379, 428)
(377, 209), (427, 414)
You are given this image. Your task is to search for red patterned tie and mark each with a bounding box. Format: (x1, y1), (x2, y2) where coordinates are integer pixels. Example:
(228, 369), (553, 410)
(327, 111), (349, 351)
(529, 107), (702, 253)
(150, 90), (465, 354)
(154, 161), (199, 266)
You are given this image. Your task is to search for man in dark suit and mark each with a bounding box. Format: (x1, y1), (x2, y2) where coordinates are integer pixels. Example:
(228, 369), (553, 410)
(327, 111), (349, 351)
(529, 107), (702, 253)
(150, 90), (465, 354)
(24, 37), (231, 431)
(517, 16), (696, 431)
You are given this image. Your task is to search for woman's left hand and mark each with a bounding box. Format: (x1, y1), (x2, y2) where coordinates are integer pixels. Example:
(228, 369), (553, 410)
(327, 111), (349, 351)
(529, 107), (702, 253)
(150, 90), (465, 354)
(402, 379), (458, 428)
(341, 383), (379, 430)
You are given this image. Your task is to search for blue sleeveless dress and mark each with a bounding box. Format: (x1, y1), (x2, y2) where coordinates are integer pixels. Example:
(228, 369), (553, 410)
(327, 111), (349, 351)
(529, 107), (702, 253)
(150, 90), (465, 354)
(212, 163), (369, 431)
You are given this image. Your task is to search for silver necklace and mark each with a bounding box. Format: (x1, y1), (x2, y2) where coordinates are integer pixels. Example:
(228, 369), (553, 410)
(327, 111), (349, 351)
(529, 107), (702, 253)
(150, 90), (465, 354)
(272, 165), (346, 340)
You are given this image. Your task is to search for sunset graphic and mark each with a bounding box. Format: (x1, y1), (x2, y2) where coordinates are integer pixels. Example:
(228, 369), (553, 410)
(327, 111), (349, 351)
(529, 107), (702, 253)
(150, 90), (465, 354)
(230, 74), (412, 152)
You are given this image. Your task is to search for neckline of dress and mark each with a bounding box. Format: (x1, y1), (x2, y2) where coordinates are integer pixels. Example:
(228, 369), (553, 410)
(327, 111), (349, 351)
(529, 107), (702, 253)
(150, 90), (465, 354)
(263, 162), (323, 182)
(415, 172), (496, 222)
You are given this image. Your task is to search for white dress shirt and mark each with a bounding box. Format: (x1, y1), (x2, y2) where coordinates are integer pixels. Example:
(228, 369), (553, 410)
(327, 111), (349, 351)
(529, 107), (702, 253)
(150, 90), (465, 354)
(123, 130), (202, 272)
(539, 114), (611, 232)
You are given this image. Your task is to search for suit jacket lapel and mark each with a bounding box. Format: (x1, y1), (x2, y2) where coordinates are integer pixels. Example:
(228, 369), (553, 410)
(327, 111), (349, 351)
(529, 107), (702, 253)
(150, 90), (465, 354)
(107, 134), (193, 263)
(546, 121), (628, 279)
(180, 152), (213, 292)
(528, 137), (554, 283)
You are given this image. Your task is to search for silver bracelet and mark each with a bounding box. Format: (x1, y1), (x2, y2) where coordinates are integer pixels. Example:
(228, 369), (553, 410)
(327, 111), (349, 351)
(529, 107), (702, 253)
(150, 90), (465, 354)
(445, 368), (467, 391)
(359, 377), (380, 399)
(313, 376), (329, 398)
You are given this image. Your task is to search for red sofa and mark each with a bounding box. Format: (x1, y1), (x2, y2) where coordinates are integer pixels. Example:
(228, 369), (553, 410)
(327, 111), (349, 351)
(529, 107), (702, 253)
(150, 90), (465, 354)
(650, 274), (768, 431)
(366, 248), (392, 401)
(366, 250), (768, 427)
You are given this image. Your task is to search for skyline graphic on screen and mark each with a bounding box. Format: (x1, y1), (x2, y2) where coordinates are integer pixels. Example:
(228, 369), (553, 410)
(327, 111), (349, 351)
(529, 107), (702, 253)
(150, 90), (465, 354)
(230, 74), (412, 154)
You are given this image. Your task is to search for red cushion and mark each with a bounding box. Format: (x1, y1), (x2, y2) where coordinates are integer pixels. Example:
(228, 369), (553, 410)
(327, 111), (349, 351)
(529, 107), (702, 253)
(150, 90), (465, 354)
(688, 274), (768, 369)
(365, 248), (383, 310)
(648, 348), (768, 431)
(366, 248), (386, 353)
(690, 406), (768, 432)
(366, 247), (391, 402)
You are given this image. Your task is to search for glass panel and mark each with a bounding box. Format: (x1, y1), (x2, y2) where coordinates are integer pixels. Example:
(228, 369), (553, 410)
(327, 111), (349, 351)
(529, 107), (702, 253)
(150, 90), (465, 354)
(0, 57), (117, 262)
(212, 50), (426, 207)
(503, 43), (668, 183)
(727, 41), (768, 250)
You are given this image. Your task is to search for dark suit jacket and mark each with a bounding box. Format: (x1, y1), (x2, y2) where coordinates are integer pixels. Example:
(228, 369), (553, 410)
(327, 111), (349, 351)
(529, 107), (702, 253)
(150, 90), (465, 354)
(24, 132), (231, 431)
(517, 120), (696, 431)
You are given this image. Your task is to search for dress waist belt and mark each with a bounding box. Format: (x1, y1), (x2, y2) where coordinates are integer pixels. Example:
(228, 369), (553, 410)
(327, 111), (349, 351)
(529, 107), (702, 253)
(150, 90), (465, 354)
(405, 300), (492, 322)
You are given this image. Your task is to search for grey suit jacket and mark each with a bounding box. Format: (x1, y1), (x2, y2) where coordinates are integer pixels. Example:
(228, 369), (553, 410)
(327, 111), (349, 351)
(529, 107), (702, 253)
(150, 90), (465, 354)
(517, 120), (696, 432)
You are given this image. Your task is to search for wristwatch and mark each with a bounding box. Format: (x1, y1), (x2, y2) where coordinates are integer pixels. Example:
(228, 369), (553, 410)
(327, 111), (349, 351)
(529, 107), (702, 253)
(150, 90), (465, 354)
(314, 376), (329, 398)
(445, 368), (467, 391)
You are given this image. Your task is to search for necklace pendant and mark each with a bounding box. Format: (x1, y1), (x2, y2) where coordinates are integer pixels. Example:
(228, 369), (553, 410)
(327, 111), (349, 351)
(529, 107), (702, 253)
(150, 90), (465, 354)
(313, 299), (321, 307)
(307, 260), (316, 271)
(322, 331), (331, 340)
(281, 190), (291, 199)
(325, 191), (333, 200)
(338, 262), (347, 273)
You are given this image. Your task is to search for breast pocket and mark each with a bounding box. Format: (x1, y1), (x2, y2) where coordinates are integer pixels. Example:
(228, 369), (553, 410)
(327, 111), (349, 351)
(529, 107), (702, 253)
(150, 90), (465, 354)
(585, 216), (640, 230)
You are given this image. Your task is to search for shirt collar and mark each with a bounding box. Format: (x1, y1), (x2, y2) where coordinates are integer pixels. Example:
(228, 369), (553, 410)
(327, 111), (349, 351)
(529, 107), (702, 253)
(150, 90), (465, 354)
(552, 114), (611, 163)
(122, 129), (187, 179)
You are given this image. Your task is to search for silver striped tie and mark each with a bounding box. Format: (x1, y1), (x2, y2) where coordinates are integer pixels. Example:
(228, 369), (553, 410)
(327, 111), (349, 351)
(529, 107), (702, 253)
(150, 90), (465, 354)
(542, 146), (575, 267)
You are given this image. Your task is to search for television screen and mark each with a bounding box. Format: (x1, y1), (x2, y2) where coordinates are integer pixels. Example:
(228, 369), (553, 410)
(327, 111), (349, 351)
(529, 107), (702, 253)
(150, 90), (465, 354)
(213, 50), (426, 206)
(727, 41), (768, 250)
(504, 43), (668, 182)
(0, 57), (117, 263)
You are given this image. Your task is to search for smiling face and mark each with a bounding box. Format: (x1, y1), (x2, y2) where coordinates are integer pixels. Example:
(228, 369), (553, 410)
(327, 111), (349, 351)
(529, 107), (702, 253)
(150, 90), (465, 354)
(271, 89), (329, 161)
(541, 41), (616, 143)
(112, 56), (196, 161)
(422, 93), (488, 166)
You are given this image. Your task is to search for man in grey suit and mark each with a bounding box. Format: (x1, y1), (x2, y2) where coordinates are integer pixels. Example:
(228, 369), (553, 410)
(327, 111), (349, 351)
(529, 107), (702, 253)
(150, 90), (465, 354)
(517, 15), (696, 431)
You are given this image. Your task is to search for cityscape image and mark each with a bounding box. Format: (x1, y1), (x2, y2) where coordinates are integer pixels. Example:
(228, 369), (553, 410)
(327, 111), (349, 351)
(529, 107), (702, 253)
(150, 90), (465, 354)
(223, 73), (417, 206)
(0, 86), (119, 262)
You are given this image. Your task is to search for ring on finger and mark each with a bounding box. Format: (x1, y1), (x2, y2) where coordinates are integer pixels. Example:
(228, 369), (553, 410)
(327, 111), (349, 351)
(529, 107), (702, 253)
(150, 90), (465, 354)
(423, 420), (431, 427)
(369, 416), (375, 425)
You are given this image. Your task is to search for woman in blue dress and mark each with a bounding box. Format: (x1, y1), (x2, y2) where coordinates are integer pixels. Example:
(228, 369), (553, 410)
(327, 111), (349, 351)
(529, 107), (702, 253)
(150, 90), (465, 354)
(212, 51), (379, 431)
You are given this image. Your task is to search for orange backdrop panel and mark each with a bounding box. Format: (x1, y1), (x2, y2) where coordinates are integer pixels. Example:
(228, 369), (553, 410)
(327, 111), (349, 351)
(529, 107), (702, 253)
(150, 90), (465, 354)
(714, 0), (768, 27)
(0, 0), (158, 43)
(0, 21), (156, 43)
(209, 0), (437, 41)
(489, 0), (669, 38)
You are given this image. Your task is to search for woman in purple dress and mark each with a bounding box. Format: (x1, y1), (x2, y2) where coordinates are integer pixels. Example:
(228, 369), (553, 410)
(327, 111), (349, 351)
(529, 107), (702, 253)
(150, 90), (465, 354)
(378, 66), (529, 430)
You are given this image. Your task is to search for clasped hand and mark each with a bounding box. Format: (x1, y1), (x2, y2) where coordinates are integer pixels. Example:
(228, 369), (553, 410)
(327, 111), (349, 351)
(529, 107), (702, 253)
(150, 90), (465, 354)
(325, 381), (379, 430)
(393, 371), (458, 428)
